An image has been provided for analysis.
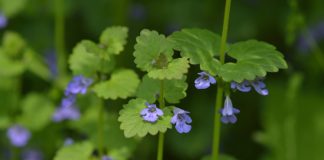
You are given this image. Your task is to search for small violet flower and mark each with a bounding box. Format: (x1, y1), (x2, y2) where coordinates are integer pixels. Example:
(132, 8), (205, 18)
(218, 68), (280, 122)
(52, 104), (80, 122)
(7, 125), (31, 147)
(102, 155), (113, 160)
(65, 75), (93, 96)
(22, 149), (43, 160)
(194, 71), (216, 89)
(220, 96), (240, 124)
(231, 78), (268, 96)
(0, 13), (8, 29)
(64, 137), (74, 146)
(61, 95), (76, 108)
(171, 108), (192, 133)
(140, 102), (163, 122)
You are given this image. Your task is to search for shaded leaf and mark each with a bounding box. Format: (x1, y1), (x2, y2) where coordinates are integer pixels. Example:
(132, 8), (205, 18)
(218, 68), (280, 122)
(169, 28), (222, 75)
(136, 75), (188, 103)
(18, 93), (55, 131)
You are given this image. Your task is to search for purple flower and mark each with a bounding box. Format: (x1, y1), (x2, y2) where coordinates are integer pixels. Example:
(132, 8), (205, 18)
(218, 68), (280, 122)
(65, 75), (93, 96)
(102, 155), (113, 160)
(61, 95), (76, 108)
(220, 96), (240, 124)
(52, 105), (80, 122)
(140, 102), (163, 122)
(64, 138), (74, 146)
(129, 4), (146, 21)
(171, 108), (192, 133)
(231, 78), (268, 96)
(7, 125), (31, 147)
(0, 13), (7, 29)
(22, 149), (43, 160)
(194, 71), (216, 89)
(44, 50), (58, 78)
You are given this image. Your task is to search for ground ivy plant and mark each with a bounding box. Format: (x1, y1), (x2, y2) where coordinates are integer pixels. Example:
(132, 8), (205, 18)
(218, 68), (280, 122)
(169, 0), (288, 159)
(118, 29), (191, 160)
(53, 26), (140, 160)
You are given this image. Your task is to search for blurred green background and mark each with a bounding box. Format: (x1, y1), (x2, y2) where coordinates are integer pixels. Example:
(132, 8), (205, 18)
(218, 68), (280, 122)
(0, 0), (324, 160)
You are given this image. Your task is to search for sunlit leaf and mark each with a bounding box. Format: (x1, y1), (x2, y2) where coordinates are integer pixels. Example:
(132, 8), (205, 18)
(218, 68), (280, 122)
(93, 69), (140, 100)
(100, 26), (128, 55)
(118, 98), (172, 138)
(134, 29), (174, 72)
(147, 58), (189, 80)
(54, 141), (93, 160)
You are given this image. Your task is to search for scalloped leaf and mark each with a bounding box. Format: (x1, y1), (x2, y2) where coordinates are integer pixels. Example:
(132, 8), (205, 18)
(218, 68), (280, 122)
(118, 98), (172, 138)
(69, 40), (101, 76)
(147, 58), (189, 80)
(18, 93), (55, 131)
(136, 75), (188, 103)
(219, 40), (288, 82)
(134, 29), (174, 72)
(169, 28), (222, 75)
(2, 31), (26, 57)
(100, 26), (128, 55)
(1, 0), (27, 17)
(0, 53), (25, 77)
(93, 69), (140, 100)
(54, 141), (93, 160)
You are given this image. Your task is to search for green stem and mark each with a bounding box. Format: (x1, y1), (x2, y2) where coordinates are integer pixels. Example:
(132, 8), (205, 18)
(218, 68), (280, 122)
(54, 0), (67, 78)
(212, 0), (232, 159)
(157, 80), (165, 160)
(98, 100), (105, 157)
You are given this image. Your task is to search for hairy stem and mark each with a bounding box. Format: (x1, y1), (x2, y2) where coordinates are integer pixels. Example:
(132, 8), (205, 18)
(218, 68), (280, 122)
(54, 0), (66, 78)
(157, 80), (165, 160)
(212, 0), (232, 159)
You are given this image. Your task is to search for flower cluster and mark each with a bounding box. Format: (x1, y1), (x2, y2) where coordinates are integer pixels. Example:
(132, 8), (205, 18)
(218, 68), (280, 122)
(52, 75), (93, 122)
(140, 103), (192, 133)
(22, 149), (43, 160)
(194, 71), (269, 124)
(7, 125), (31, 147)
(231, 79), (268, 96)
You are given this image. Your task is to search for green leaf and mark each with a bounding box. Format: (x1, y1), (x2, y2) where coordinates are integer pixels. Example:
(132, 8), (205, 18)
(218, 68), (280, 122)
(69, 40), (101, 76)
(118, 98), (172, 138)
(134, 29), (174, 72)
(219, 40), (288, 82)
(93, 69), (140, 100)
(99, 26), (128, 55)
(54, 141), (93, 160)
(0, 0), (27, 17)
(18, 93), (55, 131)
(70, 101), (137, 151)
(2, 31), (26, 57)
(136, 75), (188, 103)
(0, 53), (25, 77)
(169, 28), (222, 75)
(23, 49), (51, 80)
(147, 58), (189, 80)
